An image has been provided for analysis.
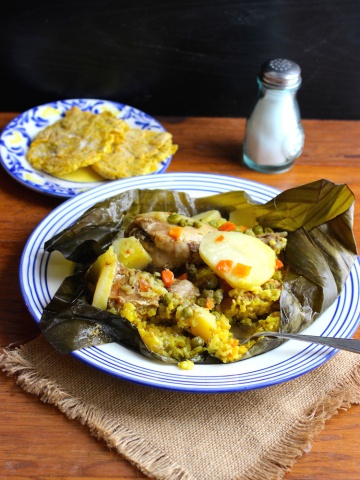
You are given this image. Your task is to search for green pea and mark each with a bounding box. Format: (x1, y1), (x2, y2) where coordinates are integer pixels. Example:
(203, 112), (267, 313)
(179, 218), (189, 227)
(163, 293), (173, 305)
(203, 289), (214, 298)
(214, 289), (223, 304)
(253, 225), (264, 235)
(167, 213), (181, 224)
(186, 264), (197, 280)
(182, 307), (194, 319)
(191, 336), (205, 348)
(192, 220), (202, 228)
(202, 275), (218, 290)
(197, 298), (206, 307)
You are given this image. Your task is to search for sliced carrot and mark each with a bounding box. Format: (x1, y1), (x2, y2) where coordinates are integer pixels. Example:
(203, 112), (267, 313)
(138, 279), (150, 292)
(168, 226), (182, 240)
(218, 221), (237, 232)
(239, 225), (248, 232)
(205, 298), (214, 309)
(161, 269), (175, 287)
(275, 258), (284, 270)
(177, 273), (188, 280)
(232, 262), (252, 277)
(215, 259), (233, 272)
(215, 234), (225, 242)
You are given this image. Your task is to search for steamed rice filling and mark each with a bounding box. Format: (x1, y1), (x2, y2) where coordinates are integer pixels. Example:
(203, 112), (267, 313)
(108, 265), (283, 364)
(98, 212), (287, 367)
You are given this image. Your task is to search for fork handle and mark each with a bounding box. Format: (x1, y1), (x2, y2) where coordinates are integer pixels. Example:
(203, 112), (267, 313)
(257, 332), (360, 354)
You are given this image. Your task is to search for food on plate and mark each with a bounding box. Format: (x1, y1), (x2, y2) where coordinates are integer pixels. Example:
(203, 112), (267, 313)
(26, 106), (177, 180)
(123, 217), (282, 366)
(90, 246), (118, 311)
(92, 129), (177, 179)
(111, 236), (152, 270)
(27, 106), (129, 176)
(126, 211), (217, 269)
(199, 230), (278, 290)
(40, 180), (357, 369)
(83, 210), (286, 369)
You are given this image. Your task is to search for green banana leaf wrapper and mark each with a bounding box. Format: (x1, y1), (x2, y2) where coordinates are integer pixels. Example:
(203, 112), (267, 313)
(40, 179), (358, 362)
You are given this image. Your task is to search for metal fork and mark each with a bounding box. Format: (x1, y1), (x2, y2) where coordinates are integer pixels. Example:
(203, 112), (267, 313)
(239, 331), (360, 354)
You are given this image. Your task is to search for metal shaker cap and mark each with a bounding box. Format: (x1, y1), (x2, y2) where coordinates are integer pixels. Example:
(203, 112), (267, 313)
(260, 58), (301, 89)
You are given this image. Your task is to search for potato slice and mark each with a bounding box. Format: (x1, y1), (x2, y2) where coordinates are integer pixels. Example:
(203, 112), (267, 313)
(199, 231), (276, 290)
(91, 246), (117, 310)
(87, 245), (116, 286)
(191, 210), (222, 223)
(112, 236), (152, 270)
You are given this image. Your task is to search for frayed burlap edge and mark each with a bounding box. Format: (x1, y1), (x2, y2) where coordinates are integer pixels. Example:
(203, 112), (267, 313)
(0, 345), (193, 480)
(2, 342), (360, 480)
(241, 360), (360, 480)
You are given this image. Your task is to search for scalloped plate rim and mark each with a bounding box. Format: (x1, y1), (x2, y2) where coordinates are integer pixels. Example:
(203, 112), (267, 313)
(0, 98), (173, 198)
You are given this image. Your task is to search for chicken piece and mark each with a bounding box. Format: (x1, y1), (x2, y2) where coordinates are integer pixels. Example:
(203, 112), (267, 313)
(168, 279), (200, 300)
(108, 264), (167, 316)
(126, 212), (216, 270)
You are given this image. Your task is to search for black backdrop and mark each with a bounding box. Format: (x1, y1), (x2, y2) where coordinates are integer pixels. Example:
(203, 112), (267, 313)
(1, 0), (359, 119)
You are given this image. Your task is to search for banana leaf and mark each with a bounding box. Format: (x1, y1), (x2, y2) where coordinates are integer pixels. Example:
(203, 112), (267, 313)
(44, 189), (198, 265)
(41, 179), (357, 360)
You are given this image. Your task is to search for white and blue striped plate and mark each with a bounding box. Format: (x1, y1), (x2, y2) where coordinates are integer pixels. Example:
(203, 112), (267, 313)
(0, 98), (172, 198)
(19, 173), (360, 392)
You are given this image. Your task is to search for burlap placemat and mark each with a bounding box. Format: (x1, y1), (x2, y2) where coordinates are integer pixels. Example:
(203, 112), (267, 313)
(1, 335), (360, 480)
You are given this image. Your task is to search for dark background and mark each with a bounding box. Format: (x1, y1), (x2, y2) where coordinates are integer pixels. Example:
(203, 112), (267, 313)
(1, 0), (359, 119)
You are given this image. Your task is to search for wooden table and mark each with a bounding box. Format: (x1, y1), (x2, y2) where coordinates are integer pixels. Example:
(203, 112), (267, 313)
(1, 113), (359, 479)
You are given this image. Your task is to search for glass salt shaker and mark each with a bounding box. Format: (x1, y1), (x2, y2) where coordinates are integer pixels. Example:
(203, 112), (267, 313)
(243, 58), (304, 173)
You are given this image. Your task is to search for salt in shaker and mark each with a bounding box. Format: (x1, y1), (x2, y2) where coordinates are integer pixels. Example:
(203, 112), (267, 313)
(243, 58), (304, 173)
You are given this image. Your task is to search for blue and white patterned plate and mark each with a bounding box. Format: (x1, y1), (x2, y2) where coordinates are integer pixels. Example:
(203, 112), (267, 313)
(0, 98), (173, 198)
(19, 173), (360, 393)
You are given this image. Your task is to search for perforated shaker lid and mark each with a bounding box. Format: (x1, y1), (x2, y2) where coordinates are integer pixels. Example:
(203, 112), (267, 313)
(260, 58), (301, 88)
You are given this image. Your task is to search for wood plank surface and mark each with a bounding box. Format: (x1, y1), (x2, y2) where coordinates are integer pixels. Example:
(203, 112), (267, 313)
(0, 113), (359, 479)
